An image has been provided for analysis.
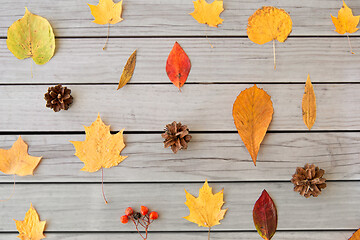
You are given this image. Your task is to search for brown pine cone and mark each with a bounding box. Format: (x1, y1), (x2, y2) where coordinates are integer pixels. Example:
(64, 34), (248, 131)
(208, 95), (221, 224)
(44, 84), (73, 112)
(291, 164), (326, 198)
(161, 121), (192, 154)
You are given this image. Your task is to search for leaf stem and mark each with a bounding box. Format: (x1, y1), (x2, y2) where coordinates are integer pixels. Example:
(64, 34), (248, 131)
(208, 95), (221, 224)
(101, 168), (108, 204)
(273, 39), (276, 70)
(208, 227), (211, 240)
(205, 24), (214, 48)
(103, 23), (110, 51)
(0, 175), (16, 202)
(347, 33), (355, 54)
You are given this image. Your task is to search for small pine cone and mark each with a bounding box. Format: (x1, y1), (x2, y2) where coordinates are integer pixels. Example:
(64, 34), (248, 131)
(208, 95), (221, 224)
(291, 164), (326, 198)
(161, 121), (192, 154)
(44, 84), (73, 112)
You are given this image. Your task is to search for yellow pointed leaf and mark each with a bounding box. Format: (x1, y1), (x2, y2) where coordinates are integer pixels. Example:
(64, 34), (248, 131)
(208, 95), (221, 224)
(0, 136), (42, 176)
(7, 8), (55, 65)
(190, 0), (224, 27)
(349, 228), (360, 240)
(88, 0), (124, 25)
(184, 180), (227, 228)
(331, 0), (360, 34)
(232, 85), (273, 166)
(302, 75), (316, 130)
(247, 6), (292, 45)
(70, 114), (127, 173)
(118, 49), (137, 90)
(14, 204), (46, 240)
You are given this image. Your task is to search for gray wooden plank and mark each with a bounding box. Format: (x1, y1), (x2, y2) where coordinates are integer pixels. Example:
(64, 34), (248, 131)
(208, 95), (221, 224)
(0, 182), (358, 231)
(0, 232), (355, 240)
(1, 38), (360, 84)
(0, 0), (359, 37)
(0, 133), (358, 182)
(0, 84), (359, 131)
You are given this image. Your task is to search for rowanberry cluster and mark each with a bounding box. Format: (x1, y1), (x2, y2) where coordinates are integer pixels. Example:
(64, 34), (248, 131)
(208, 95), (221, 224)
(121, 206), (159, 240)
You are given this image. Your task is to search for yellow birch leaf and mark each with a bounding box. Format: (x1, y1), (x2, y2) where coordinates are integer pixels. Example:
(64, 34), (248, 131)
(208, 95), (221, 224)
(232, 85), (273, 166)
(14, 204), (46, 240)
(70, 114), (127, 173)
(184, 180), (227, 228)
(7, 8), (55, 65)
(117, 49), (137, 90)
(88, 0), (124, 25)
(349, 229), (360, 240)
(190, 0), (224, 27)
(302, 75), (316, 130)
(0, 136), (42, 176)
(331, 0), (360, 35)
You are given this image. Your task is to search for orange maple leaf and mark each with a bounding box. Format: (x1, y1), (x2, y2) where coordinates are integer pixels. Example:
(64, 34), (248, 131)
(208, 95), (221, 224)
(14, 204), (46, 240)
(190, 0), (224, 27)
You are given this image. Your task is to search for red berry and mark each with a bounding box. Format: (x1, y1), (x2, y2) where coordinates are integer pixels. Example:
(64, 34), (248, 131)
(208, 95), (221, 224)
(120, 215), (129, 224)
(125, 207), (134, 216)
(149, 211), (159, 220)
(141, 206), (149, 215)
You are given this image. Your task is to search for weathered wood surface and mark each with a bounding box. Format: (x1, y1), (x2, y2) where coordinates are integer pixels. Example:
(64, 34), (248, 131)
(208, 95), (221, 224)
(1, 38), (360, 84)
(0, 182), (359, 231)
(0, 232), (355, 240)
(1, 0), (360, 37)
(0, 84), (359, 131)
(0, 133), (358, 182)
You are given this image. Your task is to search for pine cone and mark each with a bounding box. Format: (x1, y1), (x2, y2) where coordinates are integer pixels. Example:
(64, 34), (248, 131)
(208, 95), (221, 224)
(161, 121), (192, 154)
(291, 164), (326, 198)
(44, 84), (73, 112)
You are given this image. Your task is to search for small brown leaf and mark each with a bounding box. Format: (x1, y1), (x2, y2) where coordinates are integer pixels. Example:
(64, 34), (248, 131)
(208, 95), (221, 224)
(118, 50), (137, 90)
(302, 75), (316, 130)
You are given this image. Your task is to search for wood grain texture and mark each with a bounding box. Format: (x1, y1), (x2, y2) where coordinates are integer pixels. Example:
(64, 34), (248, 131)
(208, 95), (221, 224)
(0, 133), (358, 182)
(1, 38), (360, 84)
(0, 0), (359, 37)
(0, 232), (355, 240)
(0, 182), (358, 231)
(0, 84), (359, 131)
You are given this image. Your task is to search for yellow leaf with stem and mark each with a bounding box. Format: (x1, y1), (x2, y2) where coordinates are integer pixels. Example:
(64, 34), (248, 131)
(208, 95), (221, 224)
(190, 0), (224, 27)
(14, 204), (46, 240)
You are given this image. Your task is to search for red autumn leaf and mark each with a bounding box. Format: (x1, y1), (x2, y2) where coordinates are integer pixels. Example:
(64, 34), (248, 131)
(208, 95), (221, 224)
(166, 42), (191, 90)
(253, 190), (278, 240)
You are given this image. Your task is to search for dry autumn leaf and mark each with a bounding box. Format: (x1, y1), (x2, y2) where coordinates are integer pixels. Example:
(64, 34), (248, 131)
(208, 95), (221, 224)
(7, 8), (55, 65)
(88, 0), (124, 50)
(247, 7), (292, 69)
(232, 85), (273, 166)
(190, 0), (224, 27)
(70, 114), (127, 203)
(253, 190), (278, 240)
(302, 75), (316, 130)
(118, 49), (137, 90)
(349, 228), (360, 239)
(184, 180), (227, 239)
(14, 204), (46, 240)
(166, 42), (191, 91)
(331, 0), (360, 54)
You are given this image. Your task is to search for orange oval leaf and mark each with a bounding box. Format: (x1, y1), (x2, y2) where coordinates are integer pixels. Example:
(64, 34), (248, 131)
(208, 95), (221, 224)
(166, 42), (191, 90)
(253, 190), (278, 240)
(232, 85), (273, 166)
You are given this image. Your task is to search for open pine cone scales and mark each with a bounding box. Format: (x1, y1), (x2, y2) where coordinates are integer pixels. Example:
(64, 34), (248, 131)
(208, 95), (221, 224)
(44, 84), (73, 112)
(162, 121), (192, 154)
(291, 164), (326, 198)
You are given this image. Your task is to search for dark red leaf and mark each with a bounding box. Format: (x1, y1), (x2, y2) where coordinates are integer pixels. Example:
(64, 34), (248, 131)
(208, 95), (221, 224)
(166, 42), (191, 90)
(253, 189), (278, 240)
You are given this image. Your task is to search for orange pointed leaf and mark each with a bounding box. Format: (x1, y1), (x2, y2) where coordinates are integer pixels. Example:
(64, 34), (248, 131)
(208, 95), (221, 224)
(349, 229), (360, 240)
(14, 204), (46, 240)
(253, 190), (278, 240)
(190, 0), (224, 27)
(302, 75), (316, 130)
(0, 136), (42, 176)
(232, 85), (273, 166)
(166, 42), (191, 90)
(331, 0), (360, 35)
(117, 49), (137, 90)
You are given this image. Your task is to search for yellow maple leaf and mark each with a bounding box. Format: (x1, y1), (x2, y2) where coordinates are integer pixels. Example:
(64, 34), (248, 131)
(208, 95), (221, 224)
(184, 180), (227, 228)
(190, 0), (224, 27)
(0, 136), (42, 176)
(88, 0), (124, 25)
(14, 204), (46, 240)
(70, 114), (127, 173)
(331, 0), (360, 35)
